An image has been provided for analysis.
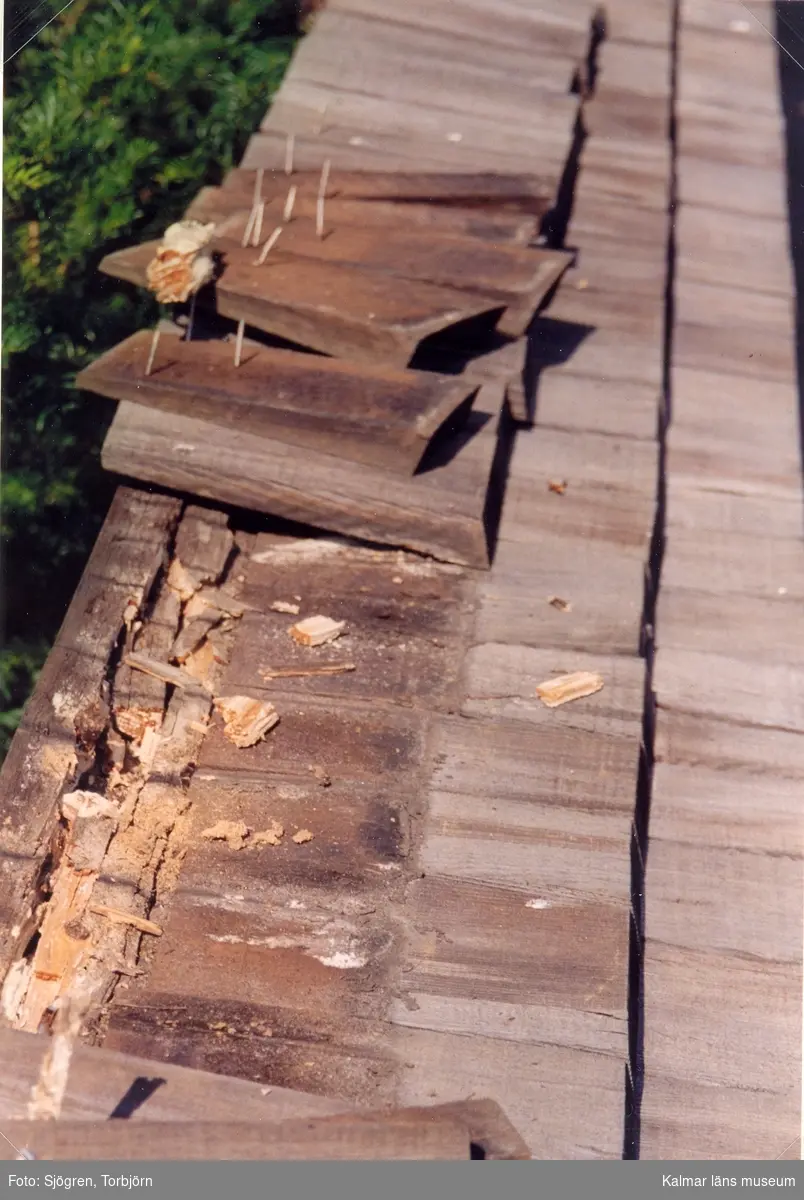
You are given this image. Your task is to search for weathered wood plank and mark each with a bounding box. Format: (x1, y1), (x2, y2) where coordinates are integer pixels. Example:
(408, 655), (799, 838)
(678, 26), (782, 115)
(527, 318), (664, 389)
(186, 185), (539, 246)
(657, 586), (804, 669)
(661, 530), (804, 600)
(0, 1113), (474, 1161)
(214, 209), (572, 337)
(101, 386), (509, 569)
(77, 329), (481, 476)
(392, 1029), (626, 1159)
(99, 239), (503, 368)
(675, 205), (794, 296)
(473, 535), (646, 655)
(644, 838), (802, 962)
(677, 156), (787, 219)
(0, 1026), (348, 1122)
(676, 99), (785, 169)
(655, 707), (804, 778)
(665, 481), (803, 539)
(655, 646), (804, 733)
(648, 756), (804, 857)
(674, 279), (796, 383)
(534, 372), (659, 442)
(641, 1071), (801, 1161)
(0, 489), (180, 978)
(396, 870), (630, 1024)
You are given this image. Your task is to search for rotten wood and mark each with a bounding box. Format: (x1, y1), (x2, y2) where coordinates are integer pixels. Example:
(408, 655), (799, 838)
(98, 239), (504, 368)
(101, 384), (510, 569)
(0, 489), (181, 980)
(77, 330), (482, 476)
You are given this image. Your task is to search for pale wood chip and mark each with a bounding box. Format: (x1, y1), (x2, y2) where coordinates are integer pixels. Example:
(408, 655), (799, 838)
(548, 479), (568, 495)
(197, 585), (256, 617)
(292, 829), (314, 844)
(88, 905), (163, 936)
(260, 662), (355, 681)
(167, 558), (201, 602)
(289, 615), (346, 646)
(271, 600), (301, 615)
(200, 820), (251, 850)
(251, 821), (285, 847)
(214, 694), (279, 747)
(60, 790), (118, 823)
(547, 596), (573, 613)
(124, 652), (209, 693)
(535, 671), (604, 708)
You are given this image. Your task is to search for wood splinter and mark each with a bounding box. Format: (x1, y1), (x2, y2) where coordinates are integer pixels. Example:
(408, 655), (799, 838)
(242, 168), (265, 247)
(89, 905), (163, 937)
(144, 328), (160, 377)
(234, 319), (246, 368)
(283, 184), (298, 223)
(254, 224), (284, 267)
(316, 159), (331, 239)
(285, 132), (295, 176)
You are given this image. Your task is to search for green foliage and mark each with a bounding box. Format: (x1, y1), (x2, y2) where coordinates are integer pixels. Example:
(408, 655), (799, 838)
(2, 0), (296, 760)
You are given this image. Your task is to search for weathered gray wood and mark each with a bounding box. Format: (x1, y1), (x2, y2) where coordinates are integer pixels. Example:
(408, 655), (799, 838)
(678, 25), (782, 115)
(661, 530), (804, 600)
(676, 99), (785, 169)
(676, 205), (794, 296)
(655, 646), (804, 733)
(677, 156), (787, 219)
(674, 279), (796, 383)
(535, 372), (659, 442)
(665, 481), (803, 539)
(657, 586), (804, 669)
(474, 535), (646, 655)
(649, 757), (804, 857)
(101, 386), (508, 569)
(392, 1029), (626, 1160)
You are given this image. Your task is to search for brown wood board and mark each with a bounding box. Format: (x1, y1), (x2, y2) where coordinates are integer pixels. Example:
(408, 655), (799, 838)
(0, 1114), (473, 1160)
(101, 385), (509, 568)
(213, 212), (572, 336)
(185, 185), (540, 246)
(0, 1026), (349, 1123)
(222, 165), (556, 217)
(98, 240), (504, 368)
(76, 330), (481, 476)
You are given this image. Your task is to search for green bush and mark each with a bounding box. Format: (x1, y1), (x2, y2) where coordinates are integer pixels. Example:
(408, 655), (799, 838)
(2, 0), (297, 759)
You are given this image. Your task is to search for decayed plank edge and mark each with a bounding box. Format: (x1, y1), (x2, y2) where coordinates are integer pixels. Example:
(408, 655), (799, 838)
(101, 388), (511, 569)
(0, 488), (181, 978)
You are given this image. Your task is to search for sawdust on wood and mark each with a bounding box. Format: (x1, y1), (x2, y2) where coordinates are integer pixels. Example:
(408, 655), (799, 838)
(547, 596), (573, 613)
(251, 821), (285, 847)
(292, 829), (314, 844)
(200, 820), (251, 850)
(27, 990), (95, 1120)
(547, 479), (568, 495)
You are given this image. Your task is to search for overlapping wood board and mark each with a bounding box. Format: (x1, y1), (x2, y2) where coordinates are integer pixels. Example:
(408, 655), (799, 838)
(76, 329), (481, 476)
(101, 382), (509, 567)
(213, 211), (571, 337)
(99, 239), (505, 368)
(185, 184), (542, 246)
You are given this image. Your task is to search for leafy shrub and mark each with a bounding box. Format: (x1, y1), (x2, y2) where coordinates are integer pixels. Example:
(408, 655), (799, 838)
(2, 0), (297, 759)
